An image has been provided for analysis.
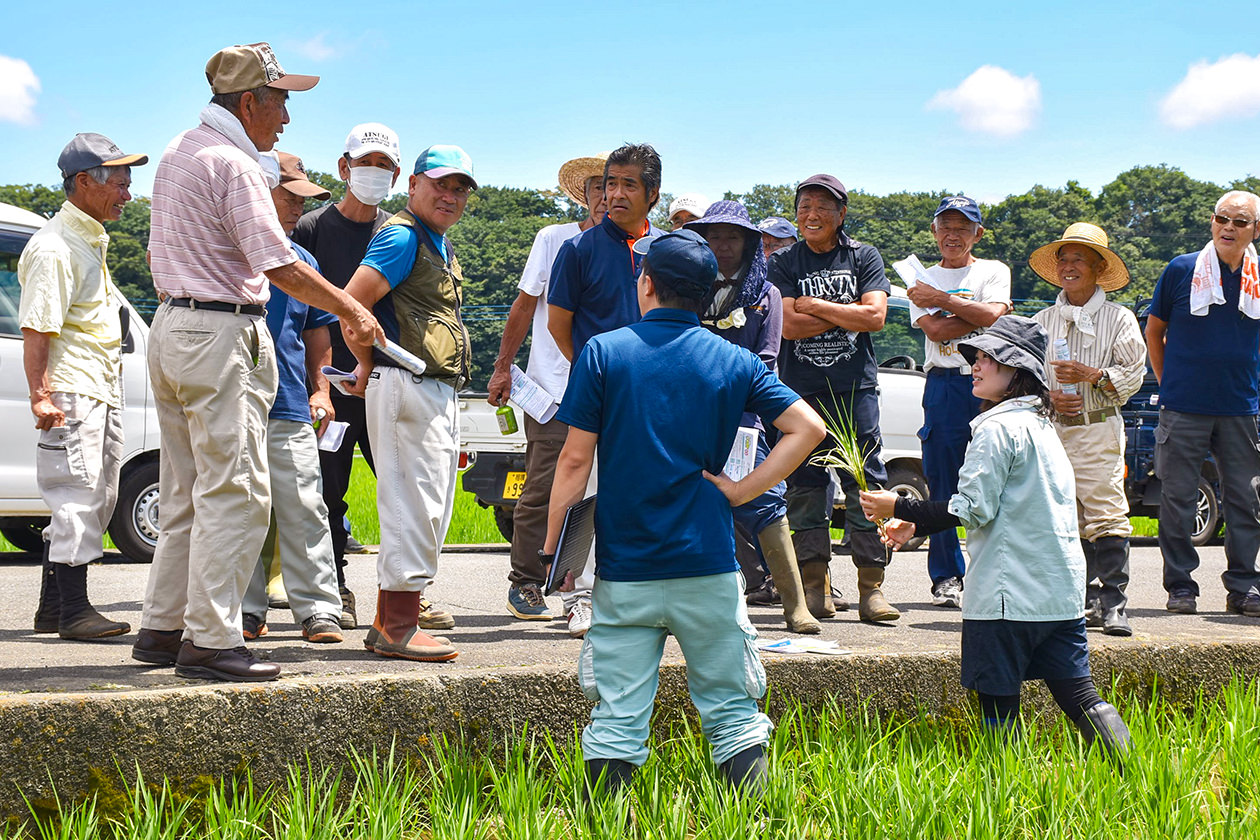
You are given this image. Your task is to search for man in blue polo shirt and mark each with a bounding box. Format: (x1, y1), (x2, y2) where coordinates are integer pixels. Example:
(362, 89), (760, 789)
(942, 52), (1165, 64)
(1146, 189), (1260, 617)
(542, 229), (825, 800)
(546, 142), (665, 637)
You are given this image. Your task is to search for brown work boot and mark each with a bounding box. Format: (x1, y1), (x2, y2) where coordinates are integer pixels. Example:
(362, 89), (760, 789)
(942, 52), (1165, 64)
(856, 566), (901, 623)
(759, 519), (821, 634)
(793, 527), (836, 618)
(369, 590), (458, 662)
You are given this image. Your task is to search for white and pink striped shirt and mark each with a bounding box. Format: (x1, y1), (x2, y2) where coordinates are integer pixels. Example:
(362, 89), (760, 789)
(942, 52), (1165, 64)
(149, 119), (294, 305)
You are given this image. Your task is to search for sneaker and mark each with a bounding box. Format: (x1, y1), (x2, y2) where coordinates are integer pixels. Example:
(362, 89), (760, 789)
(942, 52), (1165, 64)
(302, 614), (345, 643)
(507, 583), (553, 620)
(567, 599), (593, 638)
(242, 613), (268, 640)
(745, 577), (781, 606)
(1165, 589), (1197, 614)
(1225, 592), (1260, 617)
(931, 576), (963, 609)
(417, 598), (456, 630)
(344, 535), (369, 554)
(338, 587), (357, 630)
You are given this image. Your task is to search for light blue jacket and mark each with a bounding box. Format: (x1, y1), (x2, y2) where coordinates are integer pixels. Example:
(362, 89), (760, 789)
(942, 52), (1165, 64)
(948, 397), (1086, 621)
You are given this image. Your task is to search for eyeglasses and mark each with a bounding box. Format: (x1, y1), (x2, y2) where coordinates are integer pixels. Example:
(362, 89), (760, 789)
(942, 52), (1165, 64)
(1212, 214), (1257, 229)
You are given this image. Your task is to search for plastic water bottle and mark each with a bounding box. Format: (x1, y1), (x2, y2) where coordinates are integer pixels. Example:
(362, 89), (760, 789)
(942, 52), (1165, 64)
(1053, 338), (1076, 395)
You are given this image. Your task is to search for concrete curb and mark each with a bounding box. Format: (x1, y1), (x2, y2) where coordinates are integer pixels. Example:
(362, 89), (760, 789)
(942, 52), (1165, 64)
(3, 640), (1258, 818)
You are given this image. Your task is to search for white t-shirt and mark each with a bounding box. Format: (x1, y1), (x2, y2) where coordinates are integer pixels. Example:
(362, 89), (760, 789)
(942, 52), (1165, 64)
(909, 258), (1012, 372)
(519, 222), (582, 402)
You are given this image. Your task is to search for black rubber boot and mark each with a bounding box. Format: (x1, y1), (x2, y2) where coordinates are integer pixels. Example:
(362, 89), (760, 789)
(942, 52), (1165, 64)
(718, 744), (768, 798)
(55, 562), (130, 640)
(1076, 702), (1132, 772)
(1081, 538), (1103, 627)
(33, 539), (59, 634)
(1094, 537), (1132, 637)
(585, 758), (635, 799)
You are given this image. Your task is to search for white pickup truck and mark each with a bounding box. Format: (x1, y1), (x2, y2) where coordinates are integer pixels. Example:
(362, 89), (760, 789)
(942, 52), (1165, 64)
(459, 300), (928, 544)
(0, 202), (161, 560)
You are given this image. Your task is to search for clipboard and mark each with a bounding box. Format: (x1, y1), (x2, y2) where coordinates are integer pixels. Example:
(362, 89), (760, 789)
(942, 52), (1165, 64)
(545, 495), (597, 595)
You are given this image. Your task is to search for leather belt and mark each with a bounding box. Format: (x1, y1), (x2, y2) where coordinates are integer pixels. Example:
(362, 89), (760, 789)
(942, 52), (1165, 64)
(1056, 405), (1118, 427)
(167, 297), (265, 317)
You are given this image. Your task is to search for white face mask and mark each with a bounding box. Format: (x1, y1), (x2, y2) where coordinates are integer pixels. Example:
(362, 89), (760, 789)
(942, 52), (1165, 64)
(347, 165), (393, 206)
(258, 152), (281, 190)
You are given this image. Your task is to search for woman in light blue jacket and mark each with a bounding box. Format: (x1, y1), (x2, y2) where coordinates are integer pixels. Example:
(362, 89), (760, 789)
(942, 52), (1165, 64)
(861, 315), (1130, 762)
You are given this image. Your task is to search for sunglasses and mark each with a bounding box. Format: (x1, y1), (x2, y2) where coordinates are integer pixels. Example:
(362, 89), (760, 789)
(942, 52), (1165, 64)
(1212, 214), (1257, 229)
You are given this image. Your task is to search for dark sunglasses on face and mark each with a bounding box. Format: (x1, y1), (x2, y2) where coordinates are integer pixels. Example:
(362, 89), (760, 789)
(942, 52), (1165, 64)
(1212, 213), (1257, 229)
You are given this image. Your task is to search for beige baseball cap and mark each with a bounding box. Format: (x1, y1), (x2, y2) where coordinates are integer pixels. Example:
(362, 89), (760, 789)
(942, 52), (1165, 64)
(205, 42), (319, 95)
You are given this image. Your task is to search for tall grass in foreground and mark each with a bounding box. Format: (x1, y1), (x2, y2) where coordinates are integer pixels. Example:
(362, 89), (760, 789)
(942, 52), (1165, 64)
(6, 679), (1260, 838)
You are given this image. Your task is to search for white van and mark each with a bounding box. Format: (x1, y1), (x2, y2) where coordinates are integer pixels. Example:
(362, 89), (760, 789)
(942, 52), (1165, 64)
(0, 202), (161, 561)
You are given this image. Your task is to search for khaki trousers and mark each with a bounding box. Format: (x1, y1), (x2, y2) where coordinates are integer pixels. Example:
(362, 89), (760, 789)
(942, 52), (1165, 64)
(1057, 414), (1131, 541)
(141, 304), (277, 649)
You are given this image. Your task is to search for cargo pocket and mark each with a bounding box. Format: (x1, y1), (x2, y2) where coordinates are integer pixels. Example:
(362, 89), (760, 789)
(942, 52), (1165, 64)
(577, 637), (601, 702)
(1153, 420), (1171, 479)
(37, 421), (86, 488)
(411, 316), (462, 377)
(739, 620), (768, 700)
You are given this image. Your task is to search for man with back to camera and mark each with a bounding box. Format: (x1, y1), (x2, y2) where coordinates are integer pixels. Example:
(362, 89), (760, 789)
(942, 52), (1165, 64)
(546, 143), (665, 637)
(904, 196), (1011, 609)
(342, 144), (478, 662)
(542, 228), (825, 800)
(132, 42), (381, 682)
(769, 173), (897, 623)
(485, 153), (607, 622)
(1146, 190), (1260, 618)
(19, 132), (147, 641)
(292, 122), (402, 629)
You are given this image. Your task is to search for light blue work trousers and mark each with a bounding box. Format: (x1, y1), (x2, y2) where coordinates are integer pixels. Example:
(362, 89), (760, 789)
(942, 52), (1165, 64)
(579, 571), (772, 767)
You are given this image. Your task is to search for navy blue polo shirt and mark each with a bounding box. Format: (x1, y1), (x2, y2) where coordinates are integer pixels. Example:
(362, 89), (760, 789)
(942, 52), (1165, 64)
(266, 242), (338, 423)
(547, 215), (663, 361)
(1151, 252), (1260, 415)
(557, 307), (802, 581)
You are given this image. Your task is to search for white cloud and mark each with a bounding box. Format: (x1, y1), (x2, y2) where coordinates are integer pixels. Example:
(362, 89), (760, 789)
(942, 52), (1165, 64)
(0, 55), (40, 125)
(927, 65), (1041, 138)
(1159, 53), (1260, 129)
(289, 34), (337, 62)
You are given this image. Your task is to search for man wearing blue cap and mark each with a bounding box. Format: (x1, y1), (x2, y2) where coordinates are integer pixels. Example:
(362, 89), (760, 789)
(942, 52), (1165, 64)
(542, 229), (824, 800)
(905, 196), (1011, 608)
(758, 216), (797, 258)
(342, 144), (477, 662)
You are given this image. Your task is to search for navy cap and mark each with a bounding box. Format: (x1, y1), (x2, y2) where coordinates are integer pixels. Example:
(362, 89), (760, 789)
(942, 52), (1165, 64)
(58, 133), (148, 180)
(934, 195), (983, 225)
(758, 216), (797, 240)
(631, 229), (718, 300)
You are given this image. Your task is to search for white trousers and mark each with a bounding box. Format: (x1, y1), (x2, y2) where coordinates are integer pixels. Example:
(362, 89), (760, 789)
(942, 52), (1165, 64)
(365, 368), (458, 592)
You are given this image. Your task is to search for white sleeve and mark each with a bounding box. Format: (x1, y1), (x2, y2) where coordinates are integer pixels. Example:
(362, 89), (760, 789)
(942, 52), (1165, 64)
(518, 225), (561, 297)
(977, 261), (1012, 306)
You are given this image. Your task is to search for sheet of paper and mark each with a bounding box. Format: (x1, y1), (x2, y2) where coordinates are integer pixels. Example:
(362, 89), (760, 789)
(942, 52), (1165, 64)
(891, 254), (943, 316)
(321, 366), (358, 397)
(509, 364), (560, 424)
(757, 638), (850, 656)
(374, 339), (428, 376)
(723, 427), (759, 482)
(317, 420), (349, 452)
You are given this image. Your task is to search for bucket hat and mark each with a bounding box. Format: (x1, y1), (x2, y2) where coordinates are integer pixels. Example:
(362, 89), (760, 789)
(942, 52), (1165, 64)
(1028, 222), (1130, 292)
(684, 200), (769, 316)
(957, 315), (1049, 388)
(557, 153), (609, 209)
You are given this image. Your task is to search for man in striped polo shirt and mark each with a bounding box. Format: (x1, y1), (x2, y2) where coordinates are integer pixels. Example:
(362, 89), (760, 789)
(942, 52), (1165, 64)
(132, 42), (381, 682)
(1031, 223), (1146, 636)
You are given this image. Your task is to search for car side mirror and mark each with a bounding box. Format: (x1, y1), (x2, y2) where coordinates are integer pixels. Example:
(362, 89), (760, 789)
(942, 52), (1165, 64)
(120, 305), (135, 354)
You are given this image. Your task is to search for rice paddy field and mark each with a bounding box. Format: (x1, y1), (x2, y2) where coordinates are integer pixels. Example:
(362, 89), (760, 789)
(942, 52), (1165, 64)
(4, 679), (1259, 839)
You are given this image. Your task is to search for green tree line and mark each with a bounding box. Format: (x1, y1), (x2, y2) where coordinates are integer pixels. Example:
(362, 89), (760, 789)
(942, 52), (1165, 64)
(4, 164), (1258, 387)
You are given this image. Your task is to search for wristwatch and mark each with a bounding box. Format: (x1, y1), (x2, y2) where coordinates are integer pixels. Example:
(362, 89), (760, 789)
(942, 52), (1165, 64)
(537, 550), (555, 566)
(1093, 370), (1111, 390)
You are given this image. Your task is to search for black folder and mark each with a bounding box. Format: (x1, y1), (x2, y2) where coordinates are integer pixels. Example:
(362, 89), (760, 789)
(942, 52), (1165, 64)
(545, 495), (597, 595)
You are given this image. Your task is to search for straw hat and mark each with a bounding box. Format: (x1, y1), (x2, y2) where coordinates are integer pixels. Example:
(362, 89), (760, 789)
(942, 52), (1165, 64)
(1028, 222), (1130, 292)
(557, 153), (609, 209)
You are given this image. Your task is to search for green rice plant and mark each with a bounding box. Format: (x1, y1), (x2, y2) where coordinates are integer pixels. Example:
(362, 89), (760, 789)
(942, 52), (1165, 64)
(102, 770), (194, 840)
(418, 737), (493, 840)
(343, 745), (424, 840)
(269, 764), (346, 840)
(808, 389), (874, 495)
(199, 775), (271, 840)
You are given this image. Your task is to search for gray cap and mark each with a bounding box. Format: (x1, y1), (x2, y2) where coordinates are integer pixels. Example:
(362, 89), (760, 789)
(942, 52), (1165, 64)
(58, 133), (148, 180)
(957, 315), (1049, 387)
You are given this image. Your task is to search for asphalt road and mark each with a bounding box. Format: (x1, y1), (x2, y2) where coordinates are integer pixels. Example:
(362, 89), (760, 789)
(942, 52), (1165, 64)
(0, 540), (1256, 695)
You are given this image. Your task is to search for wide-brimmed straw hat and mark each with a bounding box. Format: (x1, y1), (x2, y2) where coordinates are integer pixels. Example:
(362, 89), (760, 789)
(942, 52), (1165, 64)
(958, 315), (1049, 388)
(557, 153), (609, 208)
(1028, 222), (1130, 292)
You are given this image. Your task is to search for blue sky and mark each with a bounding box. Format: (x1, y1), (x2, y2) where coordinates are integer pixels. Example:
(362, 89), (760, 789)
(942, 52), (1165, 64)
(3, 1), (1259, 206)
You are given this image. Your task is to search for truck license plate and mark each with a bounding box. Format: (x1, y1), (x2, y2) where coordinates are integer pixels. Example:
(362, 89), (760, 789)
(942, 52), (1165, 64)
(503, 471), (527, 500)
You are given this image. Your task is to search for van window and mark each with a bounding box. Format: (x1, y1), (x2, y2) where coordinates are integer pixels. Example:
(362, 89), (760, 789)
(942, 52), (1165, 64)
(0, 229), (32, 337)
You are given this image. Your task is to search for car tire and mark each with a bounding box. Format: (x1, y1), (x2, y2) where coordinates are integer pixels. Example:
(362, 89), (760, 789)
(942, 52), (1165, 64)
(108, 459), (160, 562)
(493, 505), (515, 543)
(885, 463), (929, 552)
(1191, 476), (1219, 547)
(1, 520), (47, 554)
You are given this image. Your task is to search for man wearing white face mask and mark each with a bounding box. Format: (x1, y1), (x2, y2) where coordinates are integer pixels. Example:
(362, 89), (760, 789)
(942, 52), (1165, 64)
(292, 122), (402, 631)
